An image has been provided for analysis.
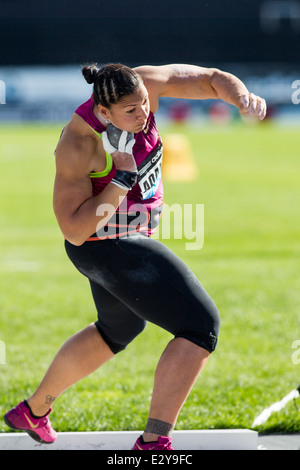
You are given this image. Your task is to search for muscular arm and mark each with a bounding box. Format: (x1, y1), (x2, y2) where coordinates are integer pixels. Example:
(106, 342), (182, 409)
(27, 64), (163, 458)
(53, 125), (129, 246)
(135, 64), (266, 119)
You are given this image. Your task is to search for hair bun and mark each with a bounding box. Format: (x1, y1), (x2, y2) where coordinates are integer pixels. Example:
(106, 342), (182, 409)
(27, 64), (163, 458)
(82, 64), (99, 84)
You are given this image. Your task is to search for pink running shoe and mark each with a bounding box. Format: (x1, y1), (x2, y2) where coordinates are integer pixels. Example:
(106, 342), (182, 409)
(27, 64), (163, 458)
(4, 400), (57, 444)
(132, 435), (174, 450)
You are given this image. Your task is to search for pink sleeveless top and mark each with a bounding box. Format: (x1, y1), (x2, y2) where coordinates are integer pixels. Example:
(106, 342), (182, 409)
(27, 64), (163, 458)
(74, 96), (164, 239)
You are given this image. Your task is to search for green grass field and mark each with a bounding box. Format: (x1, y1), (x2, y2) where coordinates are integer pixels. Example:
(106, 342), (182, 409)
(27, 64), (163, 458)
(0, 120), (299, 435)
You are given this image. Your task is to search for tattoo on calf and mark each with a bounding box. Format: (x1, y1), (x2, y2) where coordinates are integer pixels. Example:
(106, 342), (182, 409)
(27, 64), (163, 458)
(145, 418), (174, 437)
(45, 395), (56, 406)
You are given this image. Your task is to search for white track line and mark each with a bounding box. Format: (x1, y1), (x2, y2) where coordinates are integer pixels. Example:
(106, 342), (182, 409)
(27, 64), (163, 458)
(252, 387), (300, 427)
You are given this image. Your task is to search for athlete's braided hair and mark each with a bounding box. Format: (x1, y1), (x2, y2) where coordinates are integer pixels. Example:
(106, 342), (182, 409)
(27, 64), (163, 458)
(82, 63), (143, 108)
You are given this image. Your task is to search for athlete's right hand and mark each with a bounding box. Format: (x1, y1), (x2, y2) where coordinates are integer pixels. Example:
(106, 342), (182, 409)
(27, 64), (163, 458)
(102, 130), (137, 172)
(238, 93), (267, 120)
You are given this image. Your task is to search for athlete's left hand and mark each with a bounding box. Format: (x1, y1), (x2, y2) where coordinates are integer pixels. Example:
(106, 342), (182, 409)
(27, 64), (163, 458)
(238, 93), (267, 120)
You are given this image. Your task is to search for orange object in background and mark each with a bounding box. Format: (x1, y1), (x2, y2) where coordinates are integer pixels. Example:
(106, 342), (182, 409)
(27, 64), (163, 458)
(162, 133), (199, 181)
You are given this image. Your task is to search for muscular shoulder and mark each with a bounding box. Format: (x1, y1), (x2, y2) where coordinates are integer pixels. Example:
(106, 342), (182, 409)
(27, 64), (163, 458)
(134, 65), (173, 89)
(134, 64), (197, 94)
(55, 114), (100, 178)
(134, 64), (215, 105)
(133, 65), (173, 113)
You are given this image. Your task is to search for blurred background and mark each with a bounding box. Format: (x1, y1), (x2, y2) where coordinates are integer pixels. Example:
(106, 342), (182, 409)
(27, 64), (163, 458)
(0, 0), (300, 124)
(1, 0), (300, 439)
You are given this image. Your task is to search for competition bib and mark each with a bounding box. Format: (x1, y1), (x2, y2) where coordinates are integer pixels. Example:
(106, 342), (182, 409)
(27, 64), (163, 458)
(137, 142), (163, 200)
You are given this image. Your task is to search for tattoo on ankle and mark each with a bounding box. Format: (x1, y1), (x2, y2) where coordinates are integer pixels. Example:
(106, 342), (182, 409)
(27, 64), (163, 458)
(45, 395), (56, 406)
(145, 418), (174, 437)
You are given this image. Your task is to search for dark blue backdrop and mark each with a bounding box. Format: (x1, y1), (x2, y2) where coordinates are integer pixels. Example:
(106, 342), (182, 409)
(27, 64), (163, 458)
(1, 0), (299, 66)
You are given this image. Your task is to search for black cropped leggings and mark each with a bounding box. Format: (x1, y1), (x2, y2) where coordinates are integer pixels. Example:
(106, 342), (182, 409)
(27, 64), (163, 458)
(65, 233), (220, 354)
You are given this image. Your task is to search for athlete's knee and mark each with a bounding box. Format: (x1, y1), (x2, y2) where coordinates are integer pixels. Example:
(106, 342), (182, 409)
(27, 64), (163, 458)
(94, 318), (147, 354)
(175, 303), (220, 354)
(175, 329), (218, 353)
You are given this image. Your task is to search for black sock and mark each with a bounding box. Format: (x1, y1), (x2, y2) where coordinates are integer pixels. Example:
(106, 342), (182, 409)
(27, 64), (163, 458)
(24, 400), (49, 419)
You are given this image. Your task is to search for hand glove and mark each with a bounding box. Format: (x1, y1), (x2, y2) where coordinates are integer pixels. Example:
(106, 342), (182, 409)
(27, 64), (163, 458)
(102, 125), (135, 155)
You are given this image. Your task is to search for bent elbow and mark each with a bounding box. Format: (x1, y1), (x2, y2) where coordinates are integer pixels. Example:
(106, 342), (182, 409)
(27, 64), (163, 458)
(64, 232), (86, 246)
(61, 226), (87, 246)
(56, 216), (88, 246)
(209, 68), (225, 98)
(65, 237), (85, 247)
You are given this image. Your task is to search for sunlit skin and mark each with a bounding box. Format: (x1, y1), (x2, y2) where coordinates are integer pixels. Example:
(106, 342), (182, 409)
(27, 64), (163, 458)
(24, 65), (267, 446)
(95, 83), (150, 134)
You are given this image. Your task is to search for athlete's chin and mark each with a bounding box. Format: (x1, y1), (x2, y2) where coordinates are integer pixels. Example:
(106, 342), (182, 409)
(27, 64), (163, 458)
(120, 125), (144, 133)
(120, 122), (147, 134)
(135, 122), (147, 132)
